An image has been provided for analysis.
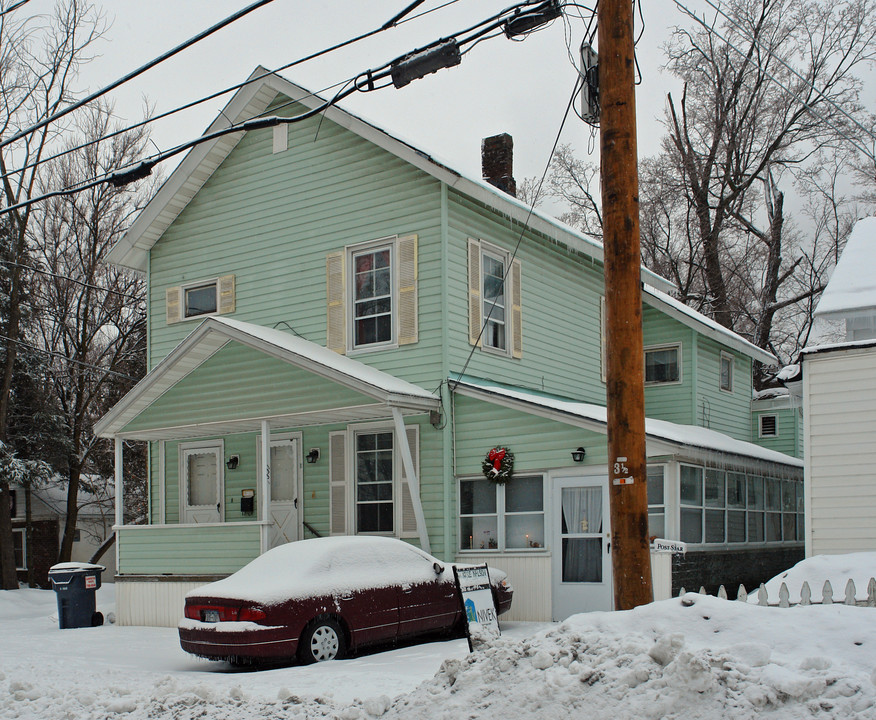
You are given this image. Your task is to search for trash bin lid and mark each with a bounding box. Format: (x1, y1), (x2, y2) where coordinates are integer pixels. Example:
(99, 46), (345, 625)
(49, 562), (106, 574)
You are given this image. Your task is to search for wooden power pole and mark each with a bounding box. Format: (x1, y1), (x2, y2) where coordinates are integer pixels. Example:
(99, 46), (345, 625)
(597, 0), (653, 609)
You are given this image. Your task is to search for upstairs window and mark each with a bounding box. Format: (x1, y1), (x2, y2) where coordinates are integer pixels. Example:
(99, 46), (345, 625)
(645, 344), (681, 384)
(467, 238), (522, 358)
(481, 249), (507, 351)
(352, 245), (393, 348)
(184, 283), (218, 318)
(166, 275), (235, 324)
(720, 352), (734, 392)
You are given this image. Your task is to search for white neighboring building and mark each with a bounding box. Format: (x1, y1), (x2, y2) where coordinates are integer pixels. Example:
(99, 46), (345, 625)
(802, 217), (876, 556)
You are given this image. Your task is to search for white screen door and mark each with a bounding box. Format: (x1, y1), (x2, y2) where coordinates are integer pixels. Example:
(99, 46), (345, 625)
(182, 446), (222, 524)
(552, 475), (612, 619)
(260, 438), (300, 548)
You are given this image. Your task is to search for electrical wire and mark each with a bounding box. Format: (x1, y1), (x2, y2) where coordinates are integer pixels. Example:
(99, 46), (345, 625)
(451, 72), (585, 391)
(0, 0), (554, 217)
(0, 0), (31, 17)
(0, 334), (140, 382)
(0, 261), (145, 302)
(0, 0), (286, 151)
(0, 0), (465, 185)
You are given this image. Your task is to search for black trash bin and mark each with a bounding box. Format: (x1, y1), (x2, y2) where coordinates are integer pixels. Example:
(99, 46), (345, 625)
(48, 562), (105, 629)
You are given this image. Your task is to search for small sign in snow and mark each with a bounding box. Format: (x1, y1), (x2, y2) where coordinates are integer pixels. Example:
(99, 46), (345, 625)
(653, 539), (687, 554)
(454, 565), (501, 651)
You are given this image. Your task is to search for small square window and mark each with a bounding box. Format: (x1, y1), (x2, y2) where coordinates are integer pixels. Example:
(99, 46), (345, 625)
(645, 345), (680, 384)
(759, 415), (777, 437)
(720, 353), (733, 392)
(184, 283), (217, 318)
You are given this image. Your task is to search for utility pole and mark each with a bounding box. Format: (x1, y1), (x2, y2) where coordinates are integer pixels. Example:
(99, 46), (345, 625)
(597, 0), (653, 609)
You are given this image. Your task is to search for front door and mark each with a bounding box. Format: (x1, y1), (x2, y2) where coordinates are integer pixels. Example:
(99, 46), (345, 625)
(182, 445), (222, 524)
(266, 438), (300, 549)
(551, 475), (612, 619)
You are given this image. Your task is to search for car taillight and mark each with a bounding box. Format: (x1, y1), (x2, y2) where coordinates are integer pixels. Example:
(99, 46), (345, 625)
(185, 604), (265, 623)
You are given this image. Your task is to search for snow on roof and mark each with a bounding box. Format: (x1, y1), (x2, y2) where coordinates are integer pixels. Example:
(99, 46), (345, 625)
(814, 216), (876, 320)
(453, 376), (802, 468)
(642, 284), (776, 365)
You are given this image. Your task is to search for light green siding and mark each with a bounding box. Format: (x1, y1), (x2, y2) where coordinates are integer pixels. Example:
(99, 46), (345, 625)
(642, 309), (694, 424)
(118, 524), (261, 575)
(148, 97), (445, 389)
(694, 336), (753, 441)
(751, 407), (802, 459)
(124, 342), (375, 434)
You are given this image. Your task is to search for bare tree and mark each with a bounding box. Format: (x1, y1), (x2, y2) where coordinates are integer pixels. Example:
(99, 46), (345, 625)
(0, 0), (103, 590)
(32, 100), (151, 563)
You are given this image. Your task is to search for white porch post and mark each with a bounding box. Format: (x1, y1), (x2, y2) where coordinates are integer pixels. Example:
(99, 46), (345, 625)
(114, 437), (124, 574)
(391, 407), (430, 554)
(260, 420), (271, 554)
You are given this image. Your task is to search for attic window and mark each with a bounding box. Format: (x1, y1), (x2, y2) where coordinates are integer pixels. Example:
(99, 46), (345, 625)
(759, 414), (777, 438)
(166, 275), (236, 324)
(185, 283), (218, 318)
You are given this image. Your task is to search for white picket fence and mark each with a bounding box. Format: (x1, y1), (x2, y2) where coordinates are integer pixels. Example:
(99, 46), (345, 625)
(679, 577), (876, 608)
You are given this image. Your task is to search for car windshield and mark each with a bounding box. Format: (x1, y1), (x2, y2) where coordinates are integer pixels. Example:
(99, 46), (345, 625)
(189, 537), (438, 604)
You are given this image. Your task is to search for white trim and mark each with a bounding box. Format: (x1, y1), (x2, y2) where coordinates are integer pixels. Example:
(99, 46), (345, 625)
(392, 408), (429, 554)
(255, 430), (304, 545)
(260, 421), (270, 554)
(12, 527), (26, 571)
(158, 440), (166, 524)
(180, 277), (220, 321)
(346, 236), (399, 353)
(478, 241), (512, 357)
(644, 342), (683, 386)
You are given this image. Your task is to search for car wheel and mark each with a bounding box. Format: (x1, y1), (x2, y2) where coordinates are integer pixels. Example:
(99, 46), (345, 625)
(299, 617), (346, 663)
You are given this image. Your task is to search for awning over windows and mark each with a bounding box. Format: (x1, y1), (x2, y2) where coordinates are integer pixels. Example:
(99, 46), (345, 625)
(95, 317), (440, 442)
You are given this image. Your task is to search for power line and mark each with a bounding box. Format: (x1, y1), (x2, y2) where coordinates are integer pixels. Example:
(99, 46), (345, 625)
(0, 0), (283, 151)
(0, 261), (145, 302)
(0, 0), (554, 217)
(0, 334), (140, 382)
(0, 0), (463, 186)
(0, 0), (31, 17)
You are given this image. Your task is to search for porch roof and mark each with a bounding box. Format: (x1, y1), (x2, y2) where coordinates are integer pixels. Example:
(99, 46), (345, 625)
(94, 317), (439, 441)
(452, 376), (803, 470)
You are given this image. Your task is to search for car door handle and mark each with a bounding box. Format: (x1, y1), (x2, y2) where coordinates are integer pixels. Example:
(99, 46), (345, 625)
(340, 594), (354, 601)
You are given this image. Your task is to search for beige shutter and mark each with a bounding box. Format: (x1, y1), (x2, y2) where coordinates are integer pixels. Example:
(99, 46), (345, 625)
(166, 286), (182, 324)
(510, 258), (522, 358)
(397, 234), (418, 345)
(326, 252), (346, 354)
(329, 431), (347, 535)
(600, 295), (607, 383)
(218, 274), (236, 314)
(467, 238), (482, 346)
(399, 425), (419, 537)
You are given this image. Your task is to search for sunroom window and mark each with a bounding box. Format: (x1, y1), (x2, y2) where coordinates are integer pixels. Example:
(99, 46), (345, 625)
(459, 476), (545, 551)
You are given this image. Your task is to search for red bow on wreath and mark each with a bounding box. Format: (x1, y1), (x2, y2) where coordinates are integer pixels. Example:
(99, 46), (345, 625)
(488, 448), (506, 476)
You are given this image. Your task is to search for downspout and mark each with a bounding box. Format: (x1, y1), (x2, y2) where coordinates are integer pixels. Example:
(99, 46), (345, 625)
(260, 420), (271, 555)
(440, 182), (454, 561)
(114, 437), (123, 575)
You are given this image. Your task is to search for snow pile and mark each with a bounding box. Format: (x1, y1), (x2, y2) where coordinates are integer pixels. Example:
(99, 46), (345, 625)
(756, 552), (876, 603)
(383, 594), (876, 720)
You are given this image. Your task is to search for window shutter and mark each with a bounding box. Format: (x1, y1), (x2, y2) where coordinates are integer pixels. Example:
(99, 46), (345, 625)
(510, 258), (522, 358)
(217, 274), (236, 314)
(397, 234), (418, 345)
(399, 425), (419, 537)
(329, 431), (347, 535)
(326, 252), (346, 354)
(166, 286), (182, 324)
(467, 238), (482, 346)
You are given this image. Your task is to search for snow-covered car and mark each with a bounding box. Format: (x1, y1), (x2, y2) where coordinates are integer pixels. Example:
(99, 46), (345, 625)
(178, 536), (512, 665)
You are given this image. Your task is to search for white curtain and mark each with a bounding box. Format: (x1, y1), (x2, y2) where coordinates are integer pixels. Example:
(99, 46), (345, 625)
(561, 487), (603, 583)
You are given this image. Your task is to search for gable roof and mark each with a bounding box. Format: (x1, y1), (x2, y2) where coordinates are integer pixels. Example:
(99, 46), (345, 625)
(814, 216), (876, 321)
(94, 316), (439, 440)
(106, 66), (673, 294)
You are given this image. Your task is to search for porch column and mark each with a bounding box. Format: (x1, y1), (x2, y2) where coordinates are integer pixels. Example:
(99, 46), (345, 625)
(260, 420), (271, 554)
(114, 437), (123, 575)
(391, 407), (431, 554)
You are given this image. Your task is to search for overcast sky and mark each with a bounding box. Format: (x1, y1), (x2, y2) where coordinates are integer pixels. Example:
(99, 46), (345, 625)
(38, 0), (691, 189)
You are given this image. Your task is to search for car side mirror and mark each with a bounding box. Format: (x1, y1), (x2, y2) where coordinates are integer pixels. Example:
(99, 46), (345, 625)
(433, 562), (444, 575)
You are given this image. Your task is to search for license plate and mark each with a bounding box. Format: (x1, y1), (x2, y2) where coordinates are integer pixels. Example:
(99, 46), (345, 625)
(202, 609), (220, 623)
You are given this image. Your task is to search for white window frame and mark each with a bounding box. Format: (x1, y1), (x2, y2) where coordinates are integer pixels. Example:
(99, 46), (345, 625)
(347, 237), (398, 353)
(646, 464), (667, 540)
(644, 342), (682, 386)
(13, 528), (26, 570)
(458, 474), (547, 553)
(479, 242), (511, 357)
(720, 352), (734, 393)
(178, 440), (224, 523)
(759, 414), (778, 438)
(181, 278), (220, 321)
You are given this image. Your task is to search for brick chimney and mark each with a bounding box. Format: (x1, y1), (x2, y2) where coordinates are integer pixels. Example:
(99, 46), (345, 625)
(481, 133), (516, 198)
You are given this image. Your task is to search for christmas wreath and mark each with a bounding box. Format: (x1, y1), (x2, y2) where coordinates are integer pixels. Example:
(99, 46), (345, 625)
(482, 446), (514, 484)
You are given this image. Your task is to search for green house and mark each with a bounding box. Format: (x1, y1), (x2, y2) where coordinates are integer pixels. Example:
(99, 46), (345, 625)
(97, 68), (803, 626)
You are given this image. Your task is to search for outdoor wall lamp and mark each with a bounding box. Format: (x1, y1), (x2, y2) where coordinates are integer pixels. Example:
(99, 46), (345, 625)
(306, 448), (320, 464)
(571, 447), (587, 463)
(225, 455), (240, 470)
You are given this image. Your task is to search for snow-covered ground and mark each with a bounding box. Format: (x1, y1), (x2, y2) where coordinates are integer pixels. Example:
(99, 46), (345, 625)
(2, 555), (876, 719)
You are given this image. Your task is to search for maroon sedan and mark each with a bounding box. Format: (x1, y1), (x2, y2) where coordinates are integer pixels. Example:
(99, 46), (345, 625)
(179, 536), (512, 665)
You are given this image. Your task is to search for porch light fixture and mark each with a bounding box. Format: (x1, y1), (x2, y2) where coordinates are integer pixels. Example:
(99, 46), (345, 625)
(306, 448), (320, 464)
(571, 447), (586, 463)
(225, 455), (240, 470)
